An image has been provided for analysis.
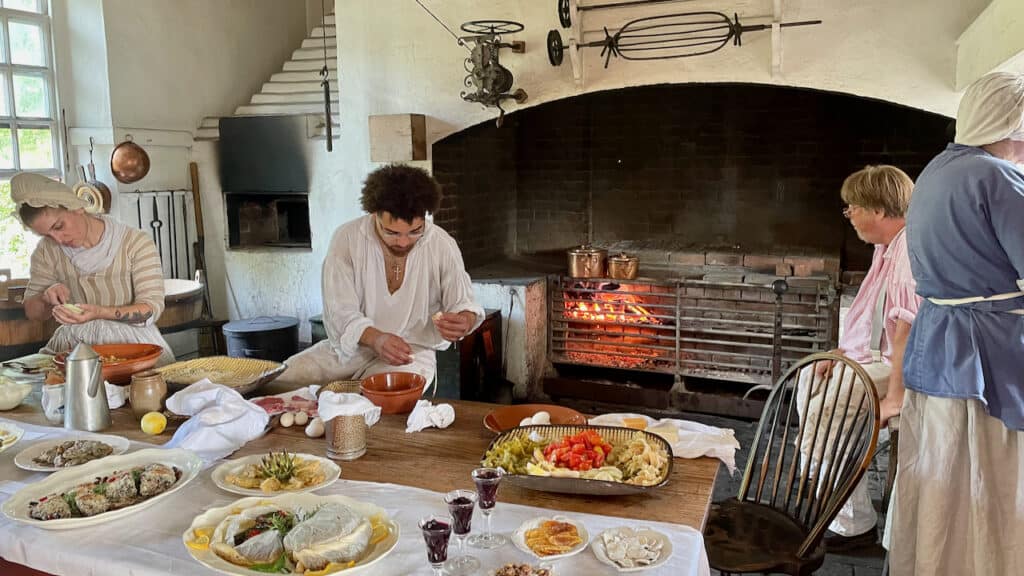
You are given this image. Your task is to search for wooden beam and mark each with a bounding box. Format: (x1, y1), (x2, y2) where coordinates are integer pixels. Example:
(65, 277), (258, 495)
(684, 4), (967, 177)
(368, 114), (427, 162)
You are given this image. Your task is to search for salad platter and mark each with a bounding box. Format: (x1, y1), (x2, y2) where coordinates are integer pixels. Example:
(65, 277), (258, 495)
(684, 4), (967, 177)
(481, 425), (673, 496)
(183, 492), (400, 576)
(211, 451), (341, 496)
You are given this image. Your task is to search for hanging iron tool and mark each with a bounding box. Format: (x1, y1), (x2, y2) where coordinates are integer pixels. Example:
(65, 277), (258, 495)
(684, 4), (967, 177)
(458, 20), (528, 128)
(318, 0), (333, 152)
(548, 11), (821, 68)
(771, 278), (789, 385)
(149, 195), (163, 268)
(557, 0), (701, 28)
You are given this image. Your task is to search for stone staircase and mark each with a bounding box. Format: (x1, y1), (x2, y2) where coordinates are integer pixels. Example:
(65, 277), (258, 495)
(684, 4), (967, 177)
(195, 14), (339, 141)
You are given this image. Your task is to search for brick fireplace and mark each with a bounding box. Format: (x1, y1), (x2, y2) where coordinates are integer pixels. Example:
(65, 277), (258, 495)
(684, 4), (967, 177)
(434, 83), (951, 415)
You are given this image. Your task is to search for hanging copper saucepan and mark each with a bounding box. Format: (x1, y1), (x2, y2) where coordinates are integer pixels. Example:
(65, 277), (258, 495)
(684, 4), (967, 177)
(110, 134), (150, 183)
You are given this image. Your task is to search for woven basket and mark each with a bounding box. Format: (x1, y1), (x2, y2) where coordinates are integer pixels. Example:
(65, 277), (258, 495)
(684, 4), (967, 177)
(156, 356), (286, 396)
(318, 380), (363, 397)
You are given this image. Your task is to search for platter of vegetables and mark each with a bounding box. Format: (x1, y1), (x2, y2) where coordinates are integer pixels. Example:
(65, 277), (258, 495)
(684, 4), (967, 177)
(481, 425), (673, 496)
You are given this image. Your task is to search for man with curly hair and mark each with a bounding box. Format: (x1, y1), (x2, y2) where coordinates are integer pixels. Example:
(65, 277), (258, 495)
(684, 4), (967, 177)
(275, 164), (483, 388)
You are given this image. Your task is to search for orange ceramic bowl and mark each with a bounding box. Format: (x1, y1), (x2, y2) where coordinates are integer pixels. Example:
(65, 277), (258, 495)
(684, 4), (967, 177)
(54, 343), (164, 385)
(360, 372), (427, 415)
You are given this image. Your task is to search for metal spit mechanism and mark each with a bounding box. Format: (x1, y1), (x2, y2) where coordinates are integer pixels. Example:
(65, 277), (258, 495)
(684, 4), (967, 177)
(548, 11), (822, 68)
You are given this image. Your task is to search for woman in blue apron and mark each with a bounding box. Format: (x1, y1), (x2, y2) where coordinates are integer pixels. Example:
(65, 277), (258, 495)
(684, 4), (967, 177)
(891, 72), (1024, 575)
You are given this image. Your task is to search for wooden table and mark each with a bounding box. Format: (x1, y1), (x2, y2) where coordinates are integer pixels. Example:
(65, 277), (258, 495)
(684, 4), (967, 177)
(1, 395), (720, 575)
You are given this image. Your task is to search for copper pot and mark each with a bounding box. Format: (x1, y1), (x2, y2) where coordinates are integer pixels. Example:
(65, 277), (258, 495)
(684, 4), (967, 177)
(110, 135), (150, 183)
(608, 253), (639, 280)
(567, 245), (607, 278)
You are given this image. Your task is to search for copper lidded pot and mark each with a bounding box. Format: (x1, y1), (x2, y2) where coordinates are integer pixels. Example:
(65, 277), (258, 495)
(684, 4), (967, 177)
(608, 253), (640, 280)
(567, 245), (608, 278)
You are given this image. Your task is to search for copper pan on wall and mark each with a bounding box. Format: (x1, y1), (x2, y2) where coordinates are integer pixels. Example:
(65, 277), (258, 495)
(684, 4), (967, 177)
(110, 134), (150, 183)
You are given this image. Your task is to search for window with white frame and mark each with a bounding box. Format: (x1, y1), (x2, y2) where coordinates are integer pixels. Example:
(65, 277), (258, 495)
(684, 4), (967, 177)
(0, 0), (56, 277)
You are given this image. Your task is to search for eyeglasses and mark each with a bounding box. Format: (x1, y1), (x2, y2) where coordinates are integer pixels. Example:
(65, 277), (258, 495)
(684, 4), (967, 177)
(842, 205), (861, 219)
(376, 214), (424, 240)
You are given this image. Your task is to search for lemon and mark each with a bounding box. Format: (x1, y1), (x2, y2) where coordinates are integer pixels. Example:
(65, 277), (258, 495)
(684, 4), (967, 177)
(185, 527), (212, 550)
(141, 411), (167, 435)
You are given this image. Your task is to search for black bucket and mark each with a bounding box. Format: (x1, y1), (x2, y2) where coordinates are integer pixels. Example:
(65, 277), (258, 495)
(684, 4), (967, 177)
(222, 316), (299, 362)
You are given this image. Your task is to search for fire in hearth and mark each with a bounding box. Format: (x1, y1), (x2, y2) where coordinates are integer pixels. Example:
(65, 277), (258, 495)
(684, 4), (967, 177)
(564, 287), (662, 325)
(558, 282), (673, 369)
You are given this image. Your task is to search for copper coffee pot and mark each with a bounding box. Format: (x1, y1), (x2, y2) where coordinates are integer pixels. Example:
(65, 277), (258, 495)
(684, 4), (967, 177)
(110, 134), (150, 183)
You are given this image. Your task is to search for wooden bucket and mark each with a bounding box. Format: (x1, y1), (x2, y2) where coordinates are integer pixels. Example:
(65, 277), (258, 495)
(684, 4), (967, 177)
(157, 279), (203, 333)
(0, 292), (57, 358)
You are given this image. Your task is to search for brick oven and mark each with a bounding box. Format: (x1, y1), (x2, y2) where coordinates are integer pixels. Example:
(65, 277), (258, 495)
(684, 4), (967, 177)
(433, 83), (951, 417)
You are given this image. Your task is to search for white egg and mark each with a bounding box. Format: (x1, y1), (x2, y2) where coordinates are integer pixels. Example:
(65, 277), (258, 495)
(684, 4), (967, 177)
(294, 411), (309, 426)
(279, 412), (295, 428)
(519, 416), (533, 427)
(531, 411), (551, 425)
(305, 417), (325, 437)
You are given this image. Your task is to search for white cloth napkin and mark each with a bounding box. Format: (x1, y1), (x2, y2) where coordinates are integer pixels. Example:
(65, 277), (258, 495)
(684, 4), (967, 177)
(105, 381), (128, 410)
(589, 413), (741, 473)
(163, 379), (269, 463)
(38, 381), (127, 419)
(317, 392), (381, 426)
(405, 400), (455, 433)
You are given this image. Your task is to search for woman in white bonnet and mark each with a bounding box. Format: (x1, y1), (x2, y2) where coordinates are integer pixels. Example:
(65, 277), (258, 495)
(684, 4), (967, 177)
(10, 172), (174, 365)
(890, 72), (1024, 574)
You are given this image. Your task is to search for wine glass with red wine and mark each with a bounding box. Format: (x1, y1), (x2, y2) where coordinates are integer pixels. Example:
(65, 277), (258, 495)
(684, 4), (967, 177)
(444, 489), (481, 575)
(419, 514), (453, 576)
(467, 467), (508, 549)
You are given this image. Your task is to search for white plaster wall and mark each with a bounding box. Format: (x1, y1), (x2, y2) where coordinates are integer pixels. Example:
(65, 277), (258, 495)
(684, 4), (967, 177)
(101, 0), (307, 133)
(956, 0), (1024, 89)
(52, 0), (112, 129)
(191, 0), (993, 379)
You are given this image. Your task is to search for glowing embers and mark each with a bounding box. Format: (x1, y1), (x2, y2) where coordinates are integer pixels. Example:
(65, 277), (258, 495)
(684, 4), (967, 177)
(555, 281), (676, 371)
(563, 289), (662, 325)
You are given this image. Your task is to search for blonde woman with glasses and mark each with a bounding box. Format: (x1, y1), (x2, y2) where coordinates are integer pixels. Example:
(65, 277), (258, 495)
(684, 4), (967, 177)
(796, 165), (921, 551)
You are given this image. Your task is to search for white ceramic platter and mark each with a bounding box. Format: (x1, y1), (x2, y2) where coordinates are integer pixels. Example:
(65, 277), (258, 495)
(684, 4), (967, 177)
(511, 515), (590, 563)
(1, 448), (202, 530)
(0, 421), (24, 453)
(591, 526), (673, 572)
(14, 432), (131, 472)
(211, 452), (341, 497)
(183, 492), (400, 576)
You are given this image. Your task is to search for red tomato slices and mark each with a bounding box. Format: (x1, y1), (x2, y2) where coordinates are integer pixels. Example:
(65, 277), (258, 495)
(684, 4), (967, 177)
(541, 430), (614, 472)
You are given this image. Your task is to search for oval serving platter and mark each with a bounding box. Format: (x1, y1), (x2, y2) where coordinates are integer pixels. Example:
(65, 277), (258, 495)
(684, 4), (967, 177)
(481, 424), (673, 496)
(183, 492), (400, 576)
(1, 448), (202, 530)
(211, 452), (341, 497)
(14, 432), (131, 472)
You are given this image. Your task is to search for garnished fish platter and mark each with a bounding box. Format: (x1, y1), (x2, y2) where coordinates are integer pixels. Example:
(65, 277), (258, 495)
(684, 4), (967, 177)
(182, 493), (400, 576)
(481, 425), (673, 495)
(1, 448), (202, 529)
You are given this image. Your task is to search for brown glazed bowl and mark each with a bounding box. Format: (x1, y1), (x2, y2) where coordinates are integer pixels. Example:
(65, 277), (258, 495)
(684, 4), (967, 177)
(54, 343), (163, 385)
(360, 372), (427, 415)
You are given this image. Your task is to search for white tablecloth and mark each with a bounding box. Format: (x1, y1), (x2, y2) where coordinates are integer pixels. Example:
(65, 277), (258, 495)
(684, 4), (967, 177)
(0, 418), (710, 575)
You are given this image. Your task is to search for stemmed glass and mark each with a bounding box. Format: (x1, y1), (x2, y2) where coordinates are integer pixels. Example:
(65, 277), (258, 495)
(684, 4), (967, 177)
(467, 467), (507, 549)
(419, 514), (453, 576)
(444, 489), (481, 575)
